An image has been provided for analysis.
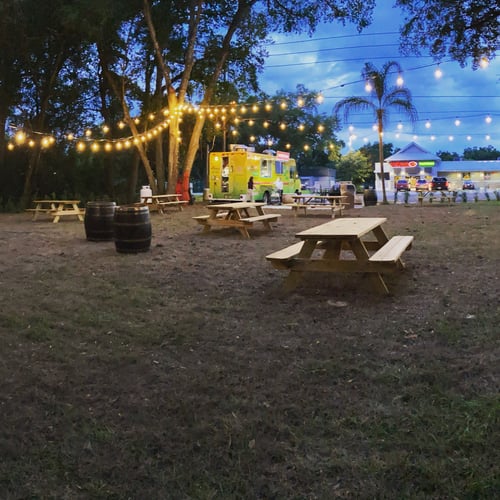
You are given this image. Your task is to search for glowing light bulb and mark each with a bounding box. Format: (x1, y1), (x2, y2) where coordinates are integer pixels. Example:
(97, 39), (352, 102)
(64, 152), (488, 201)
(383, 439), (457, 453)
(479, 57), (489, 69)
(425, 120), (431, 129)
(454, 118), (461, 126)
(434, 66), (443, 79)
(397, 122), (403, 130)
(485, 115), (492, 124)
(365, 81), (372, 92)
(396, 74), (404, 86)
(15, 130), (26, 144)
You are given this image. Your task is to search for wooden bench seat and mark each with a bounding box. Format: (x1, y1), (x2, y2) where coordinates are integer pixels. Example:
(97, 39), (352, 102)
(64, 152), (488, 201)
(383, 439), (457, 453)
(369, 235), (413, 263)
(239, 214), (281, 223)
(157, 200), (188, 206)
(289, 203), (345, 217)
(192, 212), (229, 224)
(266, 242), (305, 269)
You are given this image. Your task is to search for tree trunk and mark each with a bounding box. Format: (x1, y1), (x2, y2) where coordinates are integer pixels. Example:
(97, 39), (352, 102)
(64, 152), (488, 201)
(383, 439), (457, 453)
(378, 128), (388, 204)
(155, 135), (165, 194)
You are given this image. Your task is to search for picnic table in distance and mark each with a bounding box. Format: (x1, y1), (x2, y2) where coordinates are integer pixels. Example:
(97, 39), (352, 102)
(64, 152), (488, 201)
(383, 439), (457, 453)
(289, 194), (348, 217)
(193, 201), (281, 239)
(26, 200), (85, 223)
(140, 194), (188, 213)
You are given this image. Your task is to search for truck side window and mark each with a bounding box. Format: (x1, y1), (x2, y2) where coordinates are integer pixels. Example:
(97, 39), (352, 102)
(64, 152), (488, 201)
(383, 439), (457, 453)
(261, 160), (270, 177)
(275, 161), (283, 175)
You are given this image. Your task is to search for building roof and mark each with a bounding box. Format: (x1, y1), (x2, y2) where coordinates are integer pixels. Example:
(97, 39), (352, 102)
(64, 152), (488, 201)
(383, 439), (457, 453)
(385, 142), (441, 163)
(438, 160), (500, 173)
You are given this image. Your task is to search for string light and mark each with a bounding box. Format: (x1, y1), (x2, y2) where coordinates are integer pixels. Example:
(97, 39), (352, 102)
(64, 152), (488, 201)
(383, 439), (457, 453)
(434, 65), (443, 79)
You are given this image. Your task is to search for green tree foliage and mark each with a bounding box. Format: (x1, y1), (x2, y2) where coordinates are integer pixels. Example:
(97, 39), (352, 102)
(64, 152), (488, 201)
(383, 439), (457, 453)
(358, 141), (395, 167)
(463, 146), (500, 161)
(231, 86), (342, 171)
(333, 61), (418, 204)
(396, 0), (499, 68)
(336, 150), (373, 187)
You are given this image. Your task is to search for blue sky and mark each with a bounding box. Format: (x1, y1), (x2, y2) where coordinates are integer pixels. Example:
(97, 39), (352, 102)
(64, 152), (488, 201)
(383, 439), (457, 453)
(260, 4), (499, 156)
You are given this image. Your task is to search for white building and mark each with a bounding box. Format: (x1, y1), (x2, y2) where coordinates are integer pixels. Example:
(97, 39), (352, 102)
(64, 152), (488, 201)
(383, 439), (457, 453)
(375, 142), (500, 191)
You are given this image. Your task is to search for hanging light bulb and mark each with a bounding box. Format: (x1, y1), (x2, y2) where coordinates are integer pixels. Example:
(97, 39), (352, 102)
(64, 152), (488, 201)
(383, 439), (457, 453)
(15, 130), (26, 144)
(365, 81), (372, 92)
(454, 118), (461, 126)
(396, 74), (404, 86)
(486, 134), (491, 141)
(316, 93), (324, 104)
(434, 65), (443, 79)
(479, 57), (489, 69)
(397, 121), (403, 130)
(448, 135), (454, 141)
(485, 115), (492, 124)
(425, 119), (431, 129)
(466, 135), (472, 141)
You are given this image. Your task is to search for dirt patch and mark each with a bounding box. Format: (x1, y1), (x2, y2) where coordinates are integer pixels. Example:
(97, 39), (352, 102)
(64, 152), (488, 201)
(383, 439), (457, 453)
(0, 202), (499, 498)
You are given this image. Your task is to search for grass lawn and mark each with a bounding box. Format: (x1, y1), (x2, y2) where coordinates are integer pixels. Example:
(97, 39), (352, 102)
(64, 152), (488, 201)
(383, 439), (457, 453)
(0, 202), (498, 498)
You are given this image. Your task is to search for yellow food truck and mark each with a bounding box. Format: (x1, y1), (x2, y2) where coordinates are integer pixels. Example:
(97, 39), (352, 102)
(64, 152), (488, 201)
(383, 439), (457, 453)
(208, 145), (300, 203)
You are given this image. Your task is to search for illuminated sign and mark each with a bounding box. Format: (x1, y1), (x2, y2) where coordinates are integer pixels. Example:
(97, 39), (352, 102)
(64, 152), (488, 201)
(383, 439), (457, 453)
(390, 160), (435, 167)
(276, 150), (290, 160)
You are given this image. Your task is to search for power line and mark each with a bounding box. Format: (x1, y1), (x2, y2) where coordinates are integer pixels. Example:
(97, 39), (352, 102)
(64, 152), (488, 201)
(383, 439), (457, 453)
(268, 43), (400, 57)
(270, 31), (400, 46)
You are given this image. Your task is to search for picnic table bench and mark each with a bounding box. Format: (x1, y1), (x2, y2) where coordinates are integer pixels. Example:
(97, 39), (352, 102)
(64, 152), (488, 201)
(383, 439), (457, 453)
(27, 200), (85, 223)
(288, 194), (347, 217)
(141, 194), (188, 213)
(193, 202), (281, 239)
(266, 217), (413, 294)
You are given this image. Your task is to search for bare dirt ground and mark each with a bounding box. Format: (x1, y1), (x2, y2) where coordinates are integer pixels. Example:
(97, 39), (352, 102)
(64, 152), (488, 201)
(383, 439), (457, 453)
(0, 202), (499, 498)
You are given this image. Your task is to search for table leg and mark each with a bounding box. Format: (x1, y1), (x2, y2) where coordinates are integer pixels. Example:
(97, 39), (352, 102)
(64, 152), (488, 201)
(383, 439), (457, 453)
(350, 238), (389, 294)
(32, 204), (41, 221)
(283, 240), (316, 291)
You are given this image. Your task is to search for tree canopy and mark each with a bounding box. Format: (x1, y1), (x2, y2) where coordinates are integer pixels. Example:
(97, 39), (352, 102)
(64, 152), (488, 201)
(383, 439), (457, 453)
(396, 0), (500, 68)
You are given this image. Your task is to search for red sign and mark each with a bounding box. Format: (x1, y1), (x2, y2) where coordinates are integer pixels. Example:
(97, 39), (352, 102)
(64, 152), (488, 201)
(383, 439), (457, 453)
(276, 151), (290, 160)
(390, 160), (419, 167)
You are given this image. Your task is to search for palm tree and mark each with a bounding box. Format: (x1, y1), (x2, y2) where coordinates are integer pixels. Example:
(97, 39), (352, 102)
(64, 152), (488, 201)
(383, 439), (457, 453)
(333, 61), (418, 204)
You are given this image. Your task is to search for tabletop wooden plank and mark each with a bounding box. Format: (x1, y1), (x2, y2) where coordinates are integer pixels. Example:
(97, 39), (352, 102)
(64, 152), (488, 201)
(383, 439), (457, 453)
(207, 202), (265, 210)
(295, 217), (387, 240)
(33, 200), (81, 204)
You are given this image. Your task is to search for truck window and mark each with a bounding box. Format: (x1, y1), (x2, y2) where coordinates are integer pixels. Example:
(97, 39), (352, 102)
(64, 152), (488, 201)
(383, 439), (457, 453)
(261, 160), (271, 177)
(275, 161), (283, 175)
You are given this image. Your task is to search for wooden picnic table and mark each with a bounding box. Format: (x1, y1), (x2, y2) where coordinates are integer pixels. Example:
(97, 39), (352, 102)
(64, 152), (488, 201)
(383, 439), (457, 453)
(140, 194), (188, 213)
(289, 194), (347, 217)
(266, 217), (413, 294)
(27, 200), (85, 223)
(192, 201), (281, 239)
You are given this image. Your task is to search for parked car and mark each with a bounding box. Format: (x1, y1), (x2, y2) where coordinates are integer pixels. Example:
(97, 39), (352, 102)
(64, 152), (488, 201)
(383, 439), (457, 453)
(395, 179), (410, 191)
(415, 179), (429, 191)
(431, 177), (449, 190)
(462, 180), (475, 190)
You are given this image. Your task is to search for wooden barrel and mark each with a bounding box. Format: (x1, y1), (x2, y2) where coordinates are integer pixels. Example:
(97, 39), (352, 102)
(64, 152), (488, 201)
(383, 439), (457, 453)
(363, 188), (378, 206)
(114, 205), (152, 253)
(84, 201), (116, 241)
